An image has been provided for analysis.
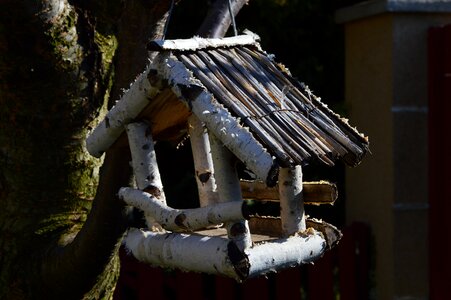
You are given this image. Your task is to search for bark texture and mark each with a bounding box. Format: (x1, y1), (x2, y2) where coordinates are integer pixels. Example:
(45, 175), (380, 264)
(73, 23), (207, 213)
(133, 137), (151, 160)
(0, 0), (171, 298)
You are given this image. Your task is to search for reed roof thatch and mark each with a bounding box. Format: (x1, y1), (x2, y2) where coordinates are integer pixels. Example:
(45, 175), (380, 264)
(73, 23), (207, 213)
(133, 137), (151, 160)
(156, 37), (369, 168)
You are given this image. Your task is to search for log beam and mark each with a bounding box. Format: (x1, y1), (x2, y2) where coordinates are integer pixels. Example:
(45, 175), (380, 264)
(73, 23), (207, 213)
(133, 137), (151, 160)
(147, 31), (260, 51)
(119, 188), (250, 232)
(240, 180), (338, 205)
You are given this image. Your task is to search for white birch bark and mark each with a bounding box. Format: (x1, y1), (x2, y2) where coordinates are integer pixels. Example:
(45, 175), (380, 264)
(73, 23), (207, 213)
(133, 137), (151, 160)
(126, 122), (166, 230)
(151, 53), (277, 185)
(86, 65), (163, 158)
(188, 115), (219, 207)
(209, 133), (252, 251)
(148, 31), (260, 51)
(125, 228), (239, 279)
(246, 232), (325, 277)
(126, 122), (165, 201)
(119, 187), (248, 231)
(279, 166), (306, 236)
(124, 227), (326, 280)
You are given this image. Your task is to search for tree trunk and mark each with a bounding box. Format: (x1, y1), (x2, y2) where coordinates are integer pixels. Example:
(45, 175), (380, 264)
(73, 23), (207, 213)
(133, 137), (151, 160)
(0, 0), (248, 298)
(0, 0), (170, 298)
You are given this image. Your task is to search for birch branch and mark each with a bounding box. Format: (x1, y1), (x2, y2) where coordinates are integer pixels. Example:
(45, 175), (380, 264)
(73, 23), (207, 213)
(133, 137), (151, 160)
(196, 0), (249, 39)
(188, 115), (219, 206)
(119, 188), (250, 231)
(279, 166), (306, 235)
(86, 66), (164, 158)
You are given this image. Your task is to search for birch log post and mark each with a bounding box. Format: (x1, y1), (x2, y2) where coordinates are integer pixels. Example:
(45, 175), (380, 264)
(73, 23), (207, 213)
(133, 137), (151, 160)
(188, 115), (219, 207)
(209, 133), (252, 251)
(278, 166), (306, 236)
(126, 122), (166, 229)
(119, 187), (249, 231)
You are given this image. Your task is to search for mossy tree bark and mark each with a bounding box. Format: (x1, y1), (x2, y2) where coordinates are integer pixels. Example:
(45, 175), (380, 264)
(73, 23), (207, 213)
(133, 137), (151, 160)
(0, 0), (171, 299)
(0, 0), (248, 299)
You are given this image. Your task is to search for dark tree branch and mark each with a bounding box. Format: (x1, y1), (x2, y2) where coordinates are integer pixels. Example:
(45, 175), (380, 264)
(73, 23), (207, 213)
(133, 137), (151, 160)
(197, 0), (249, 38)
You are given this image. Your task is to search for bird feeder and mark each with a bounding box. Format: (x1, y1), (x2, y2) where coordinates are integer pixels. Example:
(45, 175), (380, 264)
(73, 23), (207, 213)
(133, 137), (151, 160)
(86, 31), (369, 281)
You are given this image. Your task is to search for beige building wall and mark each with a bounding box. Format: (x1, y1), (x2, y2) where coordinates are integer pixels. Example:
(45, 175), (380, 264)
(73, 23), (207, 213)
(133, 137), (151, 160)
(337, 1), (451, 299)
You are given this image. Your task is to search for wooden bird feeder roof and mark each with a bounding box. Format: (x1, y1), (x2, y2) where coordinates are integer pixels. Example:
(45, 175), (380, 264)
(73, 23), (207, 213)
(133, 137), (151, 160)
(87, 31), (369, 186)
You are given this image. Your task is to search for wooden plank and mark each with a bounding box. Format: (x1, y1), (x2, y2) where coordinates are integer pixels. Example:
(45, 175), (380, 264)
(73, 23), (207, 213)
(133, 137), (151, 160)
(240, 180), (338, 205)
(138, 88), (191, 141)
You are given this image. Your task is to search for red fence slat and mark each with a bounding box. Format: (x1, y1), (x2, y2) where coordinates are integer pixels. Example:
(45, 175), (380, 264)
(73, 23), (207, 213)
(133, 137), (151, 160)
(241, 275), (270, 300)
(215, 276), (238, 300)
(338, 222), (370, 300)
(175, 271), (204, 300)
(428, 24), (451, 300)
(307, 250), (334, 300)
(275, 267), (302, 300)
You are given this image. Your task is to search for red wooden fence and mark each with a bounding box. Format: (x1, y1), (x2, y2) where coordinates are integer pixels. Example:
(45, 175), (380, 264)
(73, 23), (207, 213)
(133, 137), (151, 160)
(113, 222), (370, 300)
(428, 24), (451, 300)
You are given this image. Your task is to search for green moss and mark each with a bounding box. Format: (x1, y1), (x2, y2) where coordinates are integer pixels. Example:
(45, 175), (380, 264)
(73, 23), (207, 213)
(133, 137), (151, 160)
(47, 9), (83, 71)
(94, 30), (118, 107)
(94, 31), (118, 72)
